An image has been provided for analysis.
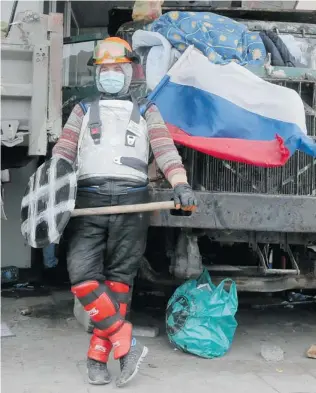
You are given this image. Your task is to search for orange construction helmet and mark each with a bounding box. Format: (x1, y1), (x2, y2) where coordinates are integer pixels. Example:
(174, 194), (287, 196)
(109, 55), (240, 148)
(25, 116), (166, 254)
(93, 37), (137, 65)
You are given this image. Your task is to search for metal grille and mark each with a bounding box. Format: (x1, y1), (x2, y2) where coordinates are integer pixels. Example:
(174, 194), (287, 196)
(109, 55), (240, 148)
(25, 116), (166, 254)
(184, 79), (316, 196)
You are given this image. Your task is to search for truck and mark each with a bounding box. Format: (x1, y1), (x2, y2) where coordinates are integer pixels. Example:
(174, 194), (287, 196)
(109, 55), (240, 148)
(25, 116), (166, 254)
(1, 1), (316, 294)
(1, 2), (63, 270)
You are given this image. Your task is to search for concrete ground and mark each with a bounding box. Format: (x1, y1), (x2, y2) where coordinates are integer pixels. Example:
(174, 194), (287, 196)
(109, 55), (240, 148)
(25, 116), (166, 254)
(1, 291), (316, 393)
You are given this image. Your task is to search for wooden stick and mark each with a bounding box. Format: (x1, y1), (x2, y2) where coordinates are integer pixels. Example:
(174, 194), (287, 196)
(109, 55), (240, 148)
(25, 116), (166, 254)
(71, 201), (177, 217)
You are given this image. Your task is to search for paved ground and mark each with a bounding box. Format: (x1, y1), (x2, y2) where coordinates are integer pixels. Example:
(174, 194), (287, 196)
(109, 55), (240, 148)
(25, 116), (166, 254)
(1, 291), (316, 393)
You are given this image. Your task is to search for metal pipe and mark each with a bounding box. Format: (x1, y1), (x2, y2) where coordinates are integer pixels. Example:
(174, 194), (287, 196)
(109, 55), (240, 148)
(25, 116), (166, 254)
(71, 7), (80, 36)
(138, 261), (316, 292)
(63, 0), (71, 37)
(63, 0), (72, 86)
(6, 0), (19, 38)
(70, 7), (80, 85)
(49, 1), (57, 13)
(262, 269), (300, 275)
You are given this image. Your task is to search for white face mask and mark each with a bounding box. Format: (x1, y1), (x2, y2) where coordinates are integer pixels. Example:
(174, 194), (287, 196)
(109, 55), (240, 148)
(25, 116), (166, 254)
(99, 70), (125, 94)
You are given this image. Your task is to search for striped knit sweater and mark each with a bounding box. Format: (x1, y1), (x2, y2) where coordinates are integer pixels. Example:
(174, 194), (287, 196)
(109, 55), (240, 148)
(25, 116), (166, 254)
(53, 103), (187, 187)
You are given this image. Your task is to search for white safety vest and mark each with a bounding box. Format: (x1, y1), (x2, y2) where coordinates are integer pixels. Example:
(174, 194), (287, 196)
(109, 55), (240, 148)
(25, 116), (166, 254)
(77, 100), (149, 183)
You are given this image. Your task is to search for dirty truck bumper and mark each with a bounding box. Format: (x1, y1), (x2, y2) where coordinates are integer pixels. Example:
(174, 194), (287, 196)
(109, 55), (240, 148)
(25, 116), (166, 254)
(149, 190), (316, 233)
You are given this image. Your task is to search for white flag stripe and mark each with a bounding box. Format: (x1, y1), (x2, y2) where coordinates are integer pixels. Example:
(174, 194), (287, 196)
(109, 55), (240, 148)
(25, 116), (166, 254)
(168, 46), (307, 134)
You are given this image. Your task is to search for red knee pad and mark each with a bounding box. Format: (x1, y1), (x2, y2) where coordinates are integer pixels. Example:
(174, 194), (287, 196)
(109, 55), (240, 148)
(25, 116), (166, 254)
(71, 280), (123, 336)
(88, 334), (112, 363)
(105, 281), (130, 317)
(72, 280), (131, 358)
(108, 321), (133, 360)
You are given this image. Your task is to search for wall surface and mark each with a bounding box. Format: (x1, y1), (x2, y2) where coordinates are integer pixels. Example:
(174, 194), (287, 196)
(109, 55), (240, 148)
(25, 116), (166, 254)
(241, 1), (316, 9)
(1, 0), (44, 22)
(296, 1), (316, 10)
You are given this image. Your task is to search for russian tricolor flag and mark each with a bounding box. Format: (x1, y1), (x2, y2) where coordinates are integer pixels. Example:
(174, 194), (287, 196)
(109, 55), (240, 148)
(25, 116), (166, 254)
(148, 46), (316, 167)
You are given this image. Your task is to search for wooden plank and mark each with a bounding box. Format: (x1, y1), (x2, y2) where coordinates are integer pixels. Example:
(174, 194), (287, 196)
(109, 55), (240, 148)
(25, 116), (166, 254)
(71, 201), (177, 217)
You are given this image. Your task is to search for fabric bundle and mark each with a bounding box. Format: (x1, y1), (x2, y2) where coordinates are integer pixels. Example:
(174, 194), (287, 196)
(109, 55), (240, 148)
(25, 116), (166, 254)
(145, 11), (266, 66)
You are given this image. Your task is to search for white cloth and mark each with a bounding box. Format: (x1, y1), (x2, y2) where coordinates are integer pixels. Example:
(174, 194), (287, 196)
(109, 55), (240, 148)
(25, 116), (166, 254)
(132, 30), (180, 90)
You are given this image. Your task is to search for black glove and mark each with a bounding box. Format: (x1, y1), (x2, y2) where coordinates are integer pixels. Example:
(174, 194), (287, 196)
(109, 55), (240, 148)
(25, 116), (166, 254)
(173, 183), (197, 212)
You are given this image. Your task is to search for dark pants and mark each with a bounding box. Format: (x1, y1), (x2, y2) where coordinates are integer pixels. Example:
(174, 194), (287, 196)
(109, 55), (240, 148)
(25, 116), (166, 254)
(66, 183), (149, 286)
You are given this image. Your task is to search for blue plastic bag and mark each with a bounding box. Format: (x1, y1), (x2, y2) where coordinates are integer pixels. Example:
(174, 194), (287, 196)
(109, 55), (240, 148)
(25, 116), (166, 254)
(166, 269), (238, 358)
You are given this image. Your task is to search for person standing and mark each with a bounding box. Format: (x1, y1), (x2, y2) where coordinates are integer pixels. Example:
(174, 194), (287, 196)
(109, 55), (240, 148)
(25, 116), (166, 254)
(53, 37), (197, 387)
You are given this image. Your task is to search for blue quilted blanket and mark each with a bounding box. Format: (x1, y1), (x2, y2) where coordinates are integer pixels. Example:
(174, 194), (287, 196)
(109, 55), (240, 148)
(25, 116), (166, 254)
(145, 11), (266, 65)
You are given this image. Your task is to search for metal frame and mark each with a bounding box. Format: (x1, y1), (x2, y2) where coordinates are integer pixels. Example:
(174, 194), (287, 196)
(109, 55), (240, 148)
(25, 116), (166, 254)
(246, 65), (316, 80)
(47, 13), (63, 143)
(140, 255), (316, 292)
(202, 230), (316, 245)
(249, 236), (300, 275)
(49, 1), (57, 13)
(108, 6), (316, 36)
(63, 1), (72, 86)
(63, 33), (104, 44)
(1, 11), (63, 154)
(5, 0), (19, 37)
(141, 271), (316, 292)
